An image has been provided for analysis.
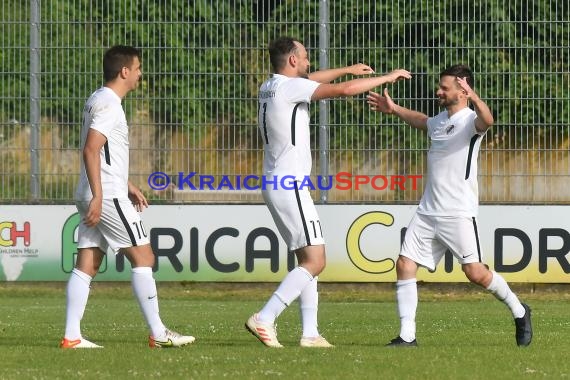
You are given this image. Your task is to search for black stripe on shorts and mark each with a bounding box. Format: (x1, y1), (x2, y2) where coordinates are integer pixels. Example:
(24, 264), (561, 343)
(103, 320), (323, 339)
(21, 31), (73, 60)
(113, 198), (137, 246)
(293, 181), (311, 246)
(472, 217), (482, 262)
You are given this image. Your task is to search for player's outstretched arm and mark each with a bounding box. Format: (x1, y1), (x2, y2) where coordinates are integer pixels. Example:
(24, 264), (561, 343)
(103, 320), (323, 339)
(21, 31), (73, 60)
(311, 69), (411, 101)
(308, 63), (375, 84)
(367, 88), (428, 131)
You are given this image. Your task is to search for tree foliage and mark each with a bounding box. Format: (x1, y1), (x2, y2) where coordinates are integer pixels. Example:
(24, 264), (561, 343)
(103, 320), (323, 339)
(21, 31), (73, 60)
(0, 0), (567, 148)
(0, 0), (568, 203)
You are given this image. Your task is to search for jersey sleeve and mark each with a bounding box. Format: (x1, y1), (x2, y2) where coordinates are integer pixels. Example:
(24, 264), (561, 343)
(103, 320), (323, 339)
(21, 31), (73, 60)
(279, 77), (320, 103)
(470, 113), (485, 136)
(90, 102), (119, 139)
(458, 110), (480, 136)
(426, 115), (436, 138)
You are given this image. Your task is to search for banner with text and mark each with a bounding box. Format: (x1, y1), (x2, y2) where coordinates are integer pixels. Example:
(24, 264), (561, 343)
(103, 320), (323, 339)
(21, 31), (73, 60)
(1, 205), (569, 282)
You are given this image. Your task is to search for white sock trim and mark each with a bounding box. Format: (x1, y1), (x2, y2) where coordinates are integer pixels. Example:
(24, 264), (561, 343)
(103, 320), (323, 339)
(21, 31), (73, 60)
(273, 292), (289, 307)
(71, 268), (92, 284)
(396, 278), (417, 286)
(298, 266), (314, 280)
(132, 266), (153, 274)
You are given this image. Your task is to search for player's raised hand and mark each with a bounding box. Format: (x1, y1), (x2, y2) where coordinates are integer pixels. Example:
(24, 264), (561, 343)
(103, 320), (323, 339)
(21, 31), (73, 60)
(383, 69), (412, 83)
(367, 88), (396, 114)
(457, 76), (475, 98)
(347, 63), (375, 76)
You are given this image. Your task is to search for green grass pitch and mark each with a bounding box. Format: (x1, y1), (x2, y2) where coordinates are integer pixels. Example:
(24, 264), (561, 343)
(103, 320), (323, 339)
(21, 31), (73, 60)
(0, 282), (569, 379)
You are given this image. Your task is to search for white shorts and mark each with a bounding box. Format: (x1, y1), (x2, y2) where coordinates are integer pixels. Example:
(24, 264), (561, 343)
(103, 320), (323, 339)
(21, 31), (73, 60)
(400, 213), (482, 271)
(262, 182), (325, 251)
(76, 198), (150, 254)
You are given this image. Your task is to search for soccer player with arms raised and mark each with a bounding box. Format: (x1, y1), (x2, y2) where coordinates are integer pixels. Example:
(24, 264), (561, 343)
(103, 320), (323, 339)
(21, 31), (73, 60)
(246, 36), (410, 347)
(368, 64), (533, 347)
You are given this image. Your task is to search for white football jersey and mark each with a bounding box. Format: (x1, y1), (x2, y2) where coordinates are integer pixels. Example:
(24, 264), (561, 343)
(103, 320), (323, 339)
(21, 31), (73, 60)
(75, 87), (130, 200)
(258, 74), (320, 178)
(417, 107), (485, 217)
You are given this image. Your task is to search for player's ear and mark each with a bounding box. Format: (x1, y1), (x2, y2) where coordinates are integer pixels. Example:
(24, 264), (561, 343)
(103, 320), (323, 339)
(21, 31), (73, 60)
(119, 66), (129, 79)
(288, 54), (296, 67)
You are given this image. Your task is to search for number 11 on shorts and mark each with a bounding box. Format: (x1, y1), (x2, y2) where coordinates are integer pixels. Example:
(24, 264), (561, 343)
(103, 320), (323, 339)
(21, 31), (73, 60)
(309, 220), (322, 239)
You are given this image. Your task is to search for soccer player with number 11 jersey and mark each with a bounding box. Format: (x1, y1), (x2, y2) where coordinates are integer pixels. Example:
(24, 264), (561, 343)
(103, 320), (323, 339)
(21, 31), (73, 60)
(245, 36), (411, 348)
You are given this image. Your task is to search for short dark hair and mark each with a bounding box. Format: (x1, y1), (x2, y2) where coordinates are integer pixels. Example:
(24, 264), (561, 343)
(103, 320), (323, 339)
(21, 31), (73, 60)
(440, 64), (474, 89)
(103, 45), (141, 82)
(268, 36), (300, 72)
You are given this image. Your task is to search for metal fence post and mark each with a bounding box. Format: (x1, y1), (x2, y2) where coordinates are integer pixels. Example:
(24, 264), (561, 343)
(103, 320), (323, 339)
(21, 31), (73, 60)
(30, 0), (40, 201)
(318, 0), (329, 204)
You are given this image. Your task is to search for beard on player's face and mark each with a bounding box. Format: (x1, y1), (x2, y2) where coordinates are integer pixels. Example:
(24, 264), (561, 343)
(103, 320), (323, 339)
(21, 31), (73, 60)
(298, 65), (309, 79)
(438, 93), (461, 107)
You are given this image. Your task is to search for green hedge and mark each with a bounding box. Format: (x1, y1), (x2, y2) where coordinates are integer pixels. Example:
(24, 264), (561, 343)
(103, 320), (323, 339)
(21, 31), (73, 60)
(0, 0), (567, 147)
